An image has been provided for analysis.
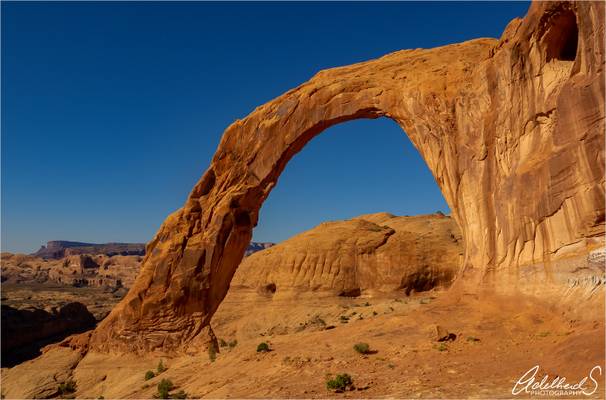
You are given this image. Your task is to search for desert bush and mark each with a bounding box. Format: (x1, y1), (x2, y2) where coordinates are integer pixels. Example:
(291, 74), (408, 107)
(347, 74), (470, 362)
(58, 380), (76, 395)
(156, 379), (174, 399)
(145, 370), (155, 381)
(219, 338), (228, 347)
(228, 339), (238, 349)
(310, 315), (326, 326)
(208, 344), (217, 362)
(326, 373), (353, 391)
(353, 343), (370, 354)
(157, 360), (166, 373)
(256, 342), (270, 352)
(436, 343), (448, 352)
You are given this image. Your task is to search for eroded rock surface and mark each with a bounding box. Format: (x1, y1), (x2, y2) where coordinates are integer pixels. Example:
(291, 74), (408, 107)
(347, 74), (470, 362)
(232, 213), (462, 297)
(89, 1), (604, 353)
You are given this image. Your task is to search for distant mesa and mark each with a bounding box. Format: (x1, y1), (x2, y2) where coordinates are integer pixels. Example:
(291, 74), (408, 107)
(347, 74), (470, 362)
(32, 241), (146, 259)
(244, 242), (275, 257)
(32, 240), (274, 259)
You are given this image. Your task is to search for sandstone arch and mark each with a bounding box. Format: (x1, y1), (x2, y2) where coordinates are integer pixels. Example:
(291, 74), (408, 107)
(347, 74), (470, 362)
(90, 1), (604, 353)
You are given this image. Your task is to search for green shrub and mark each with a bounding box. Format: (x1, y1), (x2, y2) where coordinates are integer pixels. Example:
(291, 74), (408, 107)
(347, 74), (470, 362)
(353, 343), (371, 354)
(156, 379), (174, 399)
(326, 373), (353, 391)
(310, 315), (326, 326)
(208, 344), (217, 362)
(257, 342), (270, 352)
(157, 360), (166, 373)
(219, 338), (228, 347)
(58, 380), (76, 395)
(228, 339), (238, 349)
(436, 343), (448, 352)
(145, 370), (155, 381)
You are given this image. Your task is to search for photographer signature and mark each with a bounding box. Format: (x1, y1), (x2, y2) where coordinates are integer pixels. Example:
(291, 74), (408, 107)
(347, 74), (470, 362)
(512, 365), (602, 396)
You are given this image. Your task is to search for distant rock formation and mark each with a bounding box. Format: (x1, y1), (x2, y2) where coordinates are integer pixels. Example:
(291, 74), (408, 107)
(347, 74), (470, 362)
(244, 242), (275, 256)
(1, 253), (142, 289)
(1, 302), (96, 367)
(87, 1), (604, 354)
(32, 241), (146, 259)
(233, 213), (462, 297)
(31, 240), (273, 260)
(3, 242), (274, 289)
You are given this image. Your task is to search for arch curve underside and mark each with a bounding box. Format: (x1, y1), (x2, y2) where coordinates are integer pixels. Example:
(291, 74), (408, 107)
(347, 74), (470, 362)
(89, 1), (605, 353)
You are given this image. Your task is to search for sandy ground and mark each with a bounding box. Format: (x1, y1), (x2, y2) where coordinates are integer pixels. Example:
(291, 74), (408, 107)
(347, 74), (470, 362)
(3, 284), (603, 399)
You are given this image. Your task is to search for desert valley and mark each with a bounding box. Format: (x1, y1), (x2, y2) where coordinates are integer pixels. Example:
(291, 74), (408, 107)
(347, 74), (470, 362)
(1, 1), (605, 399)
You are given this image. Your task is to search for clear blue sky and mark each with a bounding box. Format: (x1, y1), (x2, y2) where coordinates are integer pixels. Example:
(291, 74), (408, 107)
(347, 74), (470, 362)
(1, 1), (530, 254)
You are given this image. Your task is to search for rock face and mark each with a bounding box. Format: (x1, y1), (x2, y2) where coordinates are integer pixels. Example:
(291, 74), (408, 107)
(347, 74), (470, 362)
(33, 241), (146, 259)
(89, 1), (605, 353)
(1, 302), (96, 367)
(232, 213), (462, 297)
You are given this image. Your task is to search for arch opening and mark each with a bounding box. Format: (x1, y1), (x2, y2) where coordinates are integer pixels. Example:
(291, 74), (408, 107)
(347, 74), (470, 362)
(212, 117), (462, 341)
(252, 117), (452, 245)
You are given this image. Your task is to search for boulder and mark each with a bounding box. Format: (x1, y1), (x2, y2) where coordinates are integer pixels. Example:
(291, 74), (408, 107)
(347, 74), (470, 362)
(232, 213), (462, 297)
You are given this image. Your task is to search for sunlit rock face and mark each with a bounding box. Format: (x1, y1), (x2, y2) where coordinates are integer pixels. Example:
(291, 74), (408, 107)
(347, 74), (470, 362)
(87, 1), (604, 353)
(231, 213), (463, 298)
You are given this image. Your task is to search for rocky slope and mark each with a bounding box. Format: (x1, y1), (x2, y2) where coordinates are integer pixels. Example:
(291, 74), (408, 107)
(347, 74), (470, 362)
(231, 212), (462, 297)
(87, 1), (605, 354)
